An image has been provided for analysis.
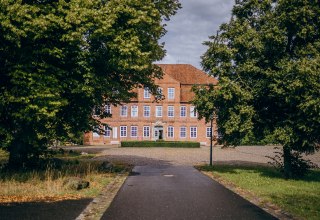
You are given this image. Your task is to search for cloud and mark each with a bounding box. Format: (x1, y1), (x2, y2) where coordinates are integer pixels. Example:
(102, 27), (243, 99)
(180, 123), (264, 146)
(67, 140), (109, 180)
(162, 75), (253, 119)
(157, 0), (234, 69)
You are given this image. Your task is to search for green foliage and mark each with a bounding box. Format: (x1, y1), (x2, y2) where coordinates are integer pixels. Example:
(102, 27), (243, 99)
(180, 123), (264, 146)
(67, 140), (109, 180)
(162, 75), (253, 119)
(193, 0), (320, 177)
(0, 0), (181, 168)
(121, 141), (200, 148)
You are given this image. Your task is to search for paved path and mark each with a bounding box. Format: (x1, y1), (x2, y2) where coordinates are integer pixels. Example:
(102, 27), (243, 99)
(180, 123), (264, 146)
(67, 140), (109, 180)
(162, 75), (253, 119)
(102, 165), (276, 220)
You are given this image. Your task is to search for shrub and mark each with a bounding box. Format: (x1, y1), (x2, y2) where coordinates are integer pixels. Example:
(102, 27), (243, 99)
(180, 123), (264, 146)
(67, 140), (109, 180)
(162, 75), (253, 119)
(121, 141), (200, 148)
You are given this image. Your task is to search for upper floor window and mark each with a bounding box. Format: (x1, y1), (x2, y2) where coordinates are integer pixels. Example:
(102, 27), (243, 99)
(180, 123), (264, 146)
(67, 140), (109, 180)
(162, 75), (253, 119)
(156, 106), (162, 117)
(190, 126), (197, 138)
(143, 105), (150, 117)
(168, 88), (175, 100)
(168, 106), (174, 117)
(131, 126), (138, 137)
(131, 105), (138, 117)
(180, 106), (186, 117)
(156, 87), (163, 99)
(144, 87), (151, 99)
(120, 105), (128, 117)
(190, 106), (197, 118)
(104, 104), (111, 114)
(167, 126), (174, 138)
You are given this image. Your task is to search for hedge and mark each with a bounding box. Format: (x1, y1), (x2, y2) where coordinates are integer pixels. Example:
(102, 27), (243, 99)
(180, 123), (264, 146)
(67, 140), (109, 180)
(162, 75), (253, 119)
(121, 141), (200, 148)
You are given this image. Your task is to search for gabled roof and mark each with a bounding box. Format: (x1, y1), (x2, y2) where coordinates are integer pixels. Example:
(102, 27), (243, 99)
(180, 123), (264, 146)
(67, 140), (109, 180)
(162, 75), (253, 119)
(157, 64), (217, 85)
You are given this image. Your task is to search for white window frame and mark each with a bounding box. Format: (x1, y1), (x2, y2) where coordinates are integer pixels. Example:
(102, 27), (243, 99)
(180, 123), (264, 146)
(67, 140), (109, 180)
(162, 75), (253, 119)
(156, 106), (162, 117)
(131, 126), (138, 137)
(143, 105), (150, 117)
(180, 126), (187, 138)
(190, 127), (197, 138)
(104, 126), (111, 137)
(143, 126), (150, 137)
(120, 105), (128, 117)
(190, 106), (197, 118)
(120, 126), (127, 137)
(156, 87), (163, 99)
(167, 126), (174, 138)
(144, 87), (151, 99)
(168, 106), (174, 117)
(131, 105), (138, 117)
(168, 88), (175, 100)
(104, 104), (111, 114)
(180, 106), (186, 117)
(206, 127), (212, 138)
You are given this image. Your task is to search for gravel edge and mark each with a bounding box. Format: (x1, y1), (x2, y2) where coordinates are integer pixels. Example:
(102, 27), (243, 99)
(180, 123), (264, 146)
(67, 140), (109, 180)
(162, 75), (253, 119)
(75, 173), (128, 220)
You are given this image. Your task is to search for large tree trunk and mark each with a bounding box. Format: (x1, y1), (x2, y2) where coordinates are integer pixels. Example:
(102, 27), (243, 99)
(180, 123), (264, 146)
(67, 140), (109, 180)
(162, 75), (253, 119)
(283, 146), (292, 179)
(8, 141), (28, 169)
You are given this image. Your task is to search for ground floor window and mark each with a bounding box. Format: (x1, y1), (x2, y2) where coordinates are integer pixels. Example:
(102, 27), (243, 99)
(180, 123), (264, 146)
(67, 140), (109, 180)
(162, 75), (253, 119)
(131, 126), (138, 137)
(105, 126), (111, 137)
(190, 127), (197, 138)
(143, 126), (150, 137)
(120, 126), (127, 137)
(180, 126), (186, 138)
(167, 126), (174, 138)
(206, 127), (211, 138)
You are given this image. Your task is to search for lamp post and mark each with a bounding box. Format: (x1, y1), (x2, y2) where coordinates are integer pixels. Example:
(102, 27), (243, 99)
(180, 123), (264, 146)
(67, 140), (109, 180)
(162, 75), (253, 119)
(209, 114), (214, 166)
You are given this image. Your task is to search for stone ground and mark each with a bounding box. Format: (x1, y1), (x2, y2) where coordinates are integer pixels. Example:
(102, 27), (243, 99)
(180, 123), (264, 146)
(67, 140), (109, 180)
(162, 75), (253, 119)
(78, 145), (320, 167)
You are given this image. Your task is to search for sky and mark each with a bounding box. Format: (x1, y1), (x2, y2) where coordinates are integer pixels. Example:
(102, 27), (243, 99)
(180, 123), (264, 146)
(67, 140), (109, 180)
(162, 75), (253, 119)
(157, 0), (234, 69)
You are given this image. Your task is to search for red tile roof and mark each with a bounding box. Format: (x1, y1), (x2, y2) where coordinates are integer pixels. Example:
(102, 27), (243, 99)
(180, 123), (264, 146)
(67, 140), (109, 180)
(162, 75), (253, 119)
(157, 64), (217, 85)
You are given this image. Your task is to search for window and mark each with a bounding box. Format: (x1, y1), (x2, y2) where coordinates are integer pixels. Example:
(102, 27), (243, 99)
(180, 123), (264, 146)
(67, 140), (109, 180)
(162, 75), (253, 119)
(206, 127), (212, 138)
(190, 106), (197, 118)
(131, 105), (138, 117)
(104, 126), (111, 137)
(190, 127), (197, 138)
(167, 126), (174, 138)
(120, 126), (127, 137)
(143, 126), (150, 137)
(143, 105), (150, 117)
(168, 106), (174, 117)
(156, 106), (162, 117)
(180, 126), (186, 138)
(180, 106), (186, 117)
(120, 105), (128, 117)
(156, 87), (163, 99)
(144, 87), (151, 99)
(104, 104), (111, 114)
(131, 126), (138, 137)
(168, 88), (175, 100)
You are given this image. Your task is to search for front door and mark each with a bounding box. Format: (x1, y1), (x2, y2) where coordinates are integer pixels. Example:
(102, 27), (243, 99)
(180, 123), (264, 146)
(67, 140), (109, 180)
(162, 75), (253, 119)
(154, 126), (163, 140)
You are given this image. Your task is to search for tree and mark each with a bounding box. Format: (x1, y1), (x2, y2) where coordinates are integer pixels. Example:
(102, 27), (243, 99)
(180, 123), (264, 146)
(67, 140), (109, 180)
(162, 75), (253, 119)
(0, 0), (181, 168)
(193, 0), (320, 178)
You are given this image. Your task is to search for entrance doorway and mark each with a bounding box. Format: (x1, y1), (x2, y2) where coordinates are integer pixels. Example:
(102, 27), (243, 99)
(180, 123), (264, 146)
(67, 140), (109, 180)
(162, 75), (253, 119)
(154, 126), (164, 140)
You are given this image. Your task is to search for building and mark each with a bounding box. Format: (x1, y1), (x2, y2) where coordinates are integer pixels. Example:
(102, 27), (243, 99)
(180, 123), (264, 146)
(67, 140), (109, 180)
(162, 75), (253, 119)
(84, 64), (218, 145)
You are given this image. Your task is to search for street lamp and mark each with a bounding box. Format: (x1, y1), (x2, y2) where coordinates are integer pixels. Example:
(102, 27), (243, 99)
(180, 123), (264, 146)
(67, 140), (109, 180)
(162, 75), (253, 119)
(209, 112), (217, 166)
(209, 113), (214, 166)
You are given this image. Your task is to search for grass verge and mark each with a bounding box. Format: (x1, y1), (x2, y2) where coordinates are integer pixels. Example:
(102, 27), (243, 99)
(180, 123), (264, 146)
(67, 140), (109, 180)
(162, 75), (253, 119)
(0, 149), (130, 203)
(197, 165), (320, 220)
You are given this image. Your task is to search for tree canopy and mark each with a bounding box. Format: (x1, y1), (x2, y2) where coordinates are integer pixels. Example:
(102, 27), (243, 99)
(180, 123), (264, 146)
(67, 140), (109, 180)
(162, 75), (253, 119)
(0, 0), (181, 168)
(193, 0), (320, 177)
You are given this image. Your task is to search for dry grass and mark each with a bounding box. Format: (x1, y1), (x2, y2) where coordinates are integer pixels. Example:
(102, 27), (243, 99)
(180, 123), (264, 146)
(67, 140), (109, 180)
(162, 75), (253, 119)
(0, 155), (128, 203)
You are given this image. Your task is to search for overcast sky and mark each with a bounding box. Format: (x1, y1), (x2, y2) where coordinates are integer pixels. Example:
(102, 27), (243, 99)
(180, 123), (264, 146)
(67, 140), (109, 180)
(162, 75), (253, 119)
(157, 0), (234, 69)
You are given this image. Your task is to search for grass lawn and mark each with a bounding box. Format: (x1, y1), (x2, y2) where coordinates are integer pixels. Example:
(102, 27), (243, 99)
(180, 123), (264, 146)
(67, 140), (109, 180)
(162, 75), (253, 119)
(0, 149), (129, 203)
(198, 165), (320, 220)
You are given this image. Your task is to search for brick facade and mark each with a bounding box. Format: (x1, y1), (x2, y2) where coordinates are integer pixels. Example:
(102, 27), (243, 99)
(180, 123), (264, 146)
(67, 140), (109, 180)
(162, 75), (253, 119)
(84, 64), (218, 146)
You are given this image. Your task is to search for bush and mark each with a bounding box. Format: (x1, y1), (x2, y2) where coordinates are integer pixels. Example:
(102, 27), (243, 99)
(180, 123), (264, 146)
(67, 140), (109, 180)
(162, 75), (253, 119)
(121, 141), (200, 148)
